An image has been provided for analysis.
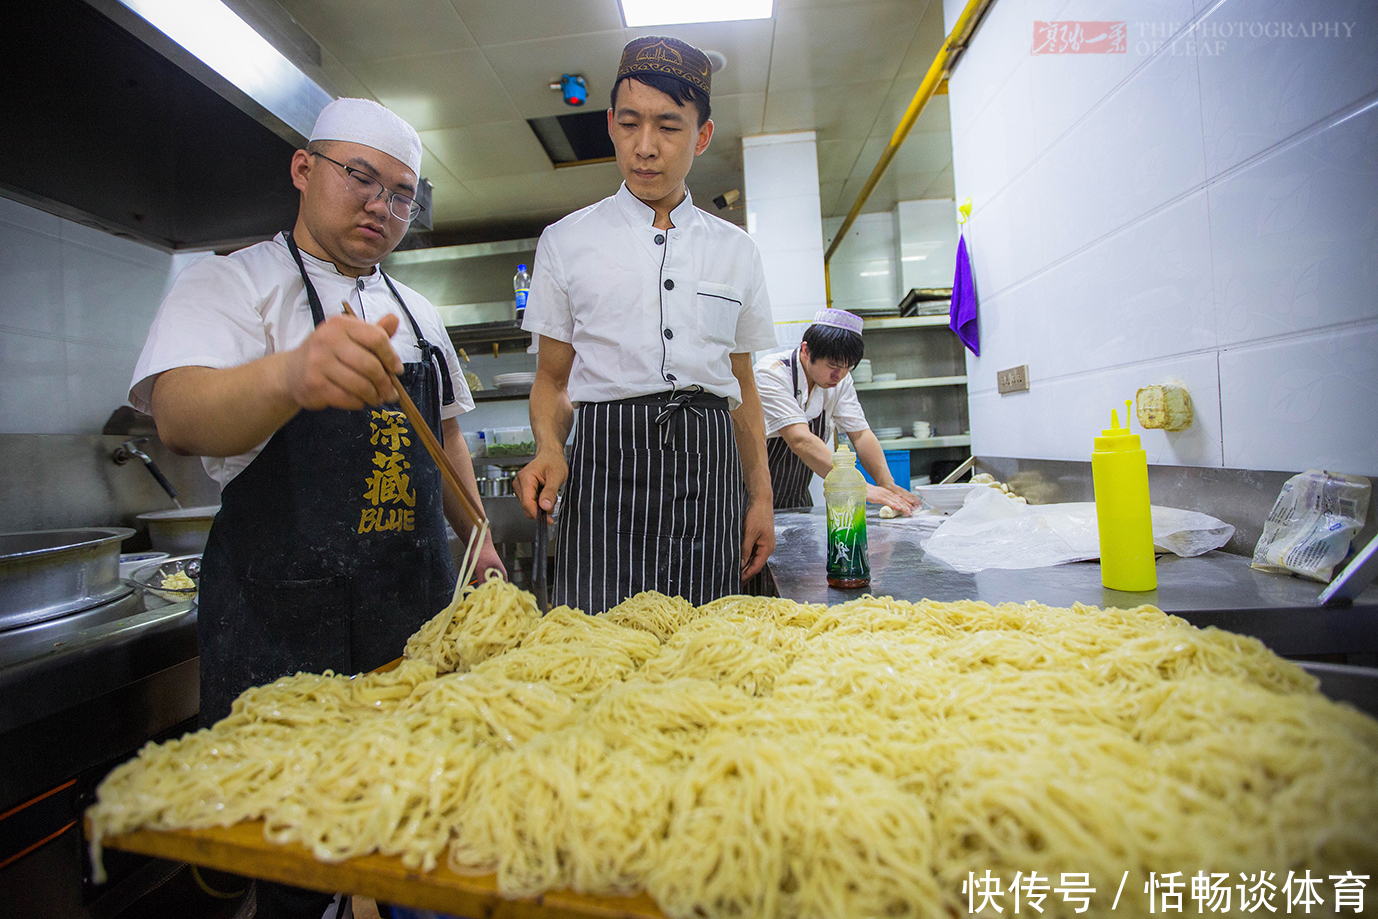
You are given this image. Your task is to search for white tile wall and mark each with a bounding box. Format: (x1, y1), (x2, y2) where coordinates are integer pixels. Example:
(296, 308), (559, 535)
(959, 174), (1045, 296)
(896, 199), (960, 290)
(950, 61), (1038, 213)
(963, 282), (1051, 398)
(950, 0), (1378, 474)
(759, 249), (829, 322)
(64, 341), (144, 434)
(1034, 46), (1207, 268)
(1027, 1), (1195, 151)
(747, 195), (826, 252)
(61, 226), (182, 351)
(742, 134), (822, 202)
(1195, 0), (1378, 176)
(0, 331), (69, 434)
(1209, 97), (1378, 346)
(1032, 190), (1218, 378)
(743, 133), (828, 330)
(0, 196), (180, 435)
(945, 0), (1035, 143)
(968, 351), (1224, 467)
(823, 213), (899, 316)
(1219, 322), (1378, 472)
(0, 218), (65, 338)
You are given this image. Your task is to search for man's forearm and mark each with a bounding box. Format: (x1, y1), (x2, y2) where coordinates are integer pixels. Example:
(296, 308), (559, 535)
(732, 409), (772, 502)
(729, 356), (772, 506)
(529, 376), (574, 457)
(151, 360), (299, 456)
(781, 425), (836, 479)
(850, 428), (896, 487)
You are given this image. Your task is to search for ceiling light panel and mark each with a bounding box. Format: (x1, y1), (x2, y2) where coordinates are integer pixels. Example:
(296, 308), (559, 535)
(116, 0), (332, 138)
(619, 0), (773, 28)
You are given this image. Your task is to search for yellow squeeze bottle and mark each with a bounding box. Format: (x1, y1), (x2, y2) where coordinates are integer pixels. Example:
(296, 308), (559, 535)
(1091, 400), (1156, 591)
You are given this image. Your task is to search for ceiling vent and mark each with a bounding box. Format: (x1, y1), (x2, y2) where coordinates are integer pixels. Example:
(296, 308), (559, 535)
(527, 112), (616, 168)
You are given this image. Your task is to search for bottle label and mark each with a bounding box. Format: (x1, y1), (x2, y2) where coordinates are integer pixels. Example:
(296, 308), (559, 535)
(826, 502), (870, 581)
(515, 290), (528, 310)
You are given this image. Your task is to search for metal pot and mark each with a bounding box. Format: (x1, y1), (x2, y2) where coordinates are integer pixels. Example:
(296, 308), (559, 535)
(136, 505), (219, 554)
(0, 527), (134, 631)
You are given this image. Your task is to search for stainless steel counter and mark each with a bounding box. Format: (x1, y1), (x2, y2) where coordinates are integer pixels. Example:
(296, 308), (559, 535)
(767, 509), (1378, 657)
(0, 592), (198, 811)
(0, 587), (200, 919)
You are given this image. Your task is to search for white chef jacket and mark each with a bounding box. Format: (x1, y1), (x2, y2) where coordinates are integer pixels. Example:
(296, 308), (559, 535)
(522, 184), (777, 409)
(129, 233), (473, 488)
(755, 347), (869, 445)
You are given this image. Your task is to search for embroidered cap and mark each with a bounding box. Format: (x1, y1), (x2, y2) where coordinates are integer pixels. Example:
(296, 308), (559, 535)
(616, 36), (712, 96)
(811, 308), (864, 335)
(309, 97), (423, 176)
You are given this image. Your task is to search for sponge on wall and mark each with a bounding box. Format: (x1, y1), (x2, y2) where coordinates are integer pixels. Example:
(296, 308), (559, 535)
(1136, 383), (1193, 431)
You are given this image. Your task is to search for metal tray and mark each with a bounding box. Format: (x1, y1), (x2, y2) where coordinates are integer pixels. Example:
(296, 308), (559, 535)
(1299, 661), (1378, 719)
(0, 527), (134, 631)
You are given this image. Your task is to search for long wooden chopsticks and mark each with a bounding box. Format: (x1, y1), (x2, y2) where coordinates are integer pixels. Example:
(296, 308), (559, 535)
(340, 302), (486, 531)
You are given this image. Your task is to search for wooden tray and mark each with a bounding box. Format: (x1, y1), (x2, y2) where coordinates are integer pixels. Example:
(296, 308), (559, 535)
(93, 819), (666, 919)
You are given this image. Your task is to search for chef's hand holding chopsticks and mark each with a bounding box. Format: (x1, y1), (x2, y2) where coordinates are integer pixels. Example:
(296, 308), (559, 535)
(151, 312), (405, 458)
(284, 312), (404, 410)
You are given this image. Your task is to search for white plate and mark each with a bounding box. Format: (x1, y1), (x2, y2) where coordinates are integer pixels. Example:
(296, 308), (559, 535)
(915, 483), (979, 513)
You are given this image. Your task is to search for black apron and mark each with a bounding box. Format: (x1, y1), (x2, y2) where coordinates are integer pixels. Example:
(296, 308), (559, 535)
(767, 349), (830, 510)
(196, 233), (457, 726)
(554, 389), (742, 615)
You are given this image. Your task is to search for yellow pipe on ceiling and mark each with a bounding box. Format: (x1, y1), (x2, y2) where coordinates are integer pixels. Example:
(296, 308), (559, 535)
(823, 0), (996, 305)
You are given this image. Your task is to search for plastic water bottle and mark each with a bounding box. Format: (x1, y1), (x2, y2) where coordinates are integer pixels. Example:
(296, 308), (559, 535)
(1091, 399), (1156, 591)
(513, 264), (530, 319)
(824, 444), (870, 588)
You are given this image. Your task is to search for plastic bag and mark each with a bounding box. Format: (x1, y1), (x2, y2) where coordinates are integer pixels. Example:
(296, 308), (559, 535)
(1251, 469), (1371, 583)
(922, 488), (1235, 573)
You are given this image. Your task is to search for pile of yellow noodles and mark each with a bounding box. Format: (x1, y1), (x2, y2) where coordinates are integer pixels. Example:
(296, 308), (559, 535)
(88, 578), (1378, 917)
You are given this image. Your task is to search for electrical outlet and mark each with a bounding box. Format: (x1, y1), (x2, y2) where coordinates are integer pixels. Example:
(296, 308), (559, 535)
(996, 364), (1029, 394)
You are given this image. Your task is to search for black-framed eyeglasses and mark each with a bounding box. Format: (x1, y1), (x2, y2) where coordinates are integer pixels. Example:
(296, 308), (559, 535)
(310, 152), (424, 222)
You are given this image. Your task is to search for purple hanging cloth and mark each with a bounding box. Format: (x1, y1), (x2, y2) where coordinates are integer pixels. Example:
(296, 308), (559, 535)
(950, 233), (979, 355)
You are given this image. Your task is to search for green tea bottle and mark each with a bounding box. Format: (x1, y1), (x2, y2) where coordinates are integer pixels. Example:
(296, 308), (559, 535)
(824, 444), (870, 589)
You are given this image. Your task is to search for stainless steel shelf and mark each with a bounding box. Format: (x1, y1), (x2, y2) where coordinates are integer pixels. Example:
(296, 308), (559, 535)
(476, 453), (536, 467)
(861, 315), (950, 331)
(853, 375), (967, 391)
(877, 435), (971, 450)
(472, 385), (532, 402)
(446, 320), (531, 354)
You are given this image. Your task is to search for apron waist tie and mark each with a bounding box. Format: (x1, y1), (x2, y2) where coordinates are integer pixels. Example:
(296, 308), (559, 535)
(593, 388), (730, 447)
(653, 387), (709, 446)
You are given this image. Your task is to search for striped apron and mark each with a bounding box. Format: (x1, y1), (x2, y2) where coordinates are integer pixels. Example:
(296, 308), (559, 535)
(766, 350), (829, 510)
(554, 389), (742, 614)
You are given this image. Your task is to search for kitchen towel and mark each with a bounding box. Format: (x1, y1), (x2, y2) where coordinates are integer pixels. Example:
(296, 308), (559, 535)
(950, 233), (979, 355)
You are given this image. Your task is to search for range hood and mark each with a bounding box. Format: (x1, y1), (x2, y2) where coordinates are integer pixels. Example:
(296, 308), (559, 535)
(0, 0), (430, 250)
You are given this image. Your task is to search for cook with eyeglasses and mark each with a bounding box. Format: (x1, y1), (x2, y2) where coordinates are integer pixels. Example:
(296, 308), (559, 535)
(128, 98), (502, 733)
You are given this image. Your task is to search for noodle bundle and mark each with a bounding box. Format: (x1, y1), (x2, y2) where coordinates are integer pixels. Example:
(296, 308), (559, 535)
(88, 577), (1378, 917)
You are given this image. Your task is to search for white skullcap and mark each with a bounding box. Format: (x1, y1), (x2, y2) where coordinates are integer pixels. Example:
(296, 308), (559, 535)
(309, 98), (422, 176)
(812, 308), (863, 335)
